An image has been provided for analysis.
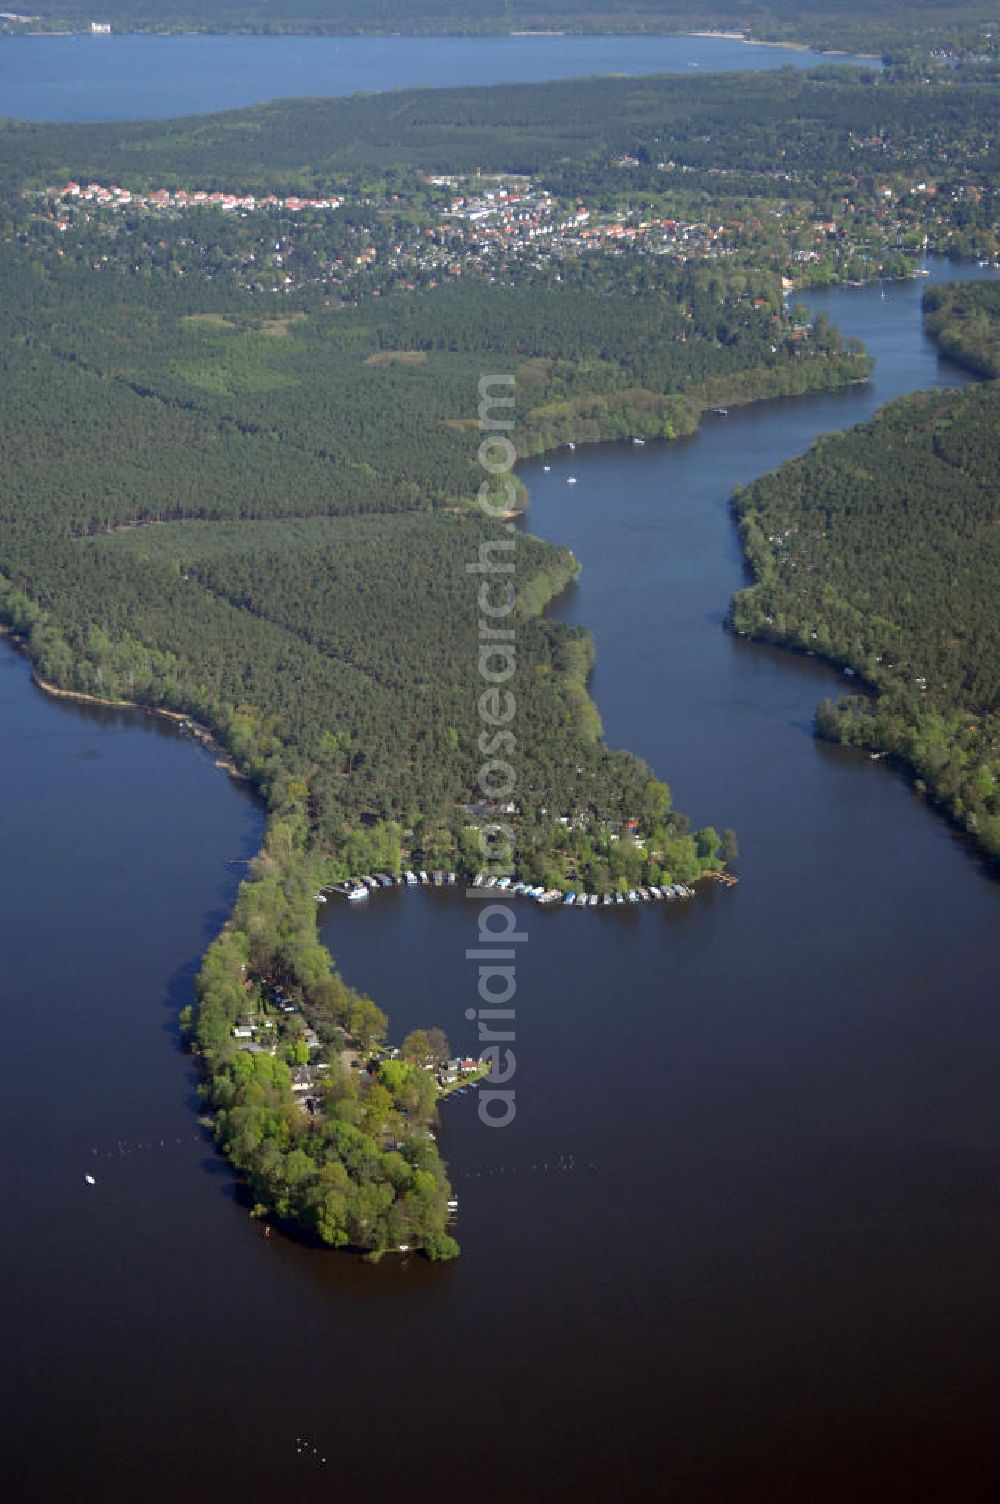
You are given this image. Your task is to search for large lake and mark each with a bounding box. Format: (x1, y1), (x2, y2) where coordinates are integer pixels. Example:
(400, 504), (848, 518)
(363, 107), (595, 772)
(0, 31), (873, 121)
(5, 259), (1000, 1502)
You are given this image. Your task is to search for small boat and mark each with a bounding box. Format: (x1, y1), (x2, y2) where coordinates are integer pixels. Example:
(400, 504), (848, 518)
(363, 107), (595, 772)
(313, 892), (327, 903)
(631, 437), (645, 445)
(543, 465), (551, 472)
(567, 476), (577, 485)
(346, 885), (369, 902)
(714, 407), (728, 417)
(84, 1174), (96, 1186)
(563, 892), (575, 905)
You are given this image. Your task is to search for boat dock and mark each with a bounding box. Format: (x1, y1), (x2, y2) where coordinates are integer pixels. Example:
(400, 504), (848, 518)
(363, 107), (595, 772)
(323, 871), (719, 910)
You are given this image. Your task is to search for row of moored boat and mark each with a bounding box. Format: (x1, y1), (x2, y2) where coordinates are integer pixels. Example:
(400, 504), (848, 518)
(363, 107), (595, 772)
(328, 871), (458, 902)
(326, 871), (695, 907)
(472, 875), (695, 906)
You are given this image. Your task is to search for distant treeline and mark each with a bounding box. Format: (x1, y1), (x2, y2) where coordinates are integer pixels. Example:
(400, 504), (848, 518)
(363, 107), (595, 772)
(6, 0), (998, 55)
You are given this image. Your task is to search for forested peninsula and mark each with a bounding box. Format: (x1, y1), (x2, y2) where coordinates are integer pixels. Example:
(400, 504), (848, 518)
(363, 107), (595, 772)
(731, 290), (1000, 862)
(923, 282), (1000, 379)
(1, 62), (994, 1253)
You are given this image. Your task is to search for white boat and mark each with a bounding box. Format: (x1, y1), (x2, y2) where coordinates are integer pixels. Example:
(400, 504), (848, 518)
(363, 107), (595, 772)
(543, 465), (551, 472)
(84, 1174), (96, 1186)
(567, 476), (577, 485)
(346, 885), (369, 901)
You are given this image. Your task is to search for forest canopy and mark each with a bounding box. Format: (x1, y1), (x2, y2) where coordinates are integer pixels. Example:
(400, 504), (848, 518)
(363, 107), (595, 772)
(732, 331), (1000, 861)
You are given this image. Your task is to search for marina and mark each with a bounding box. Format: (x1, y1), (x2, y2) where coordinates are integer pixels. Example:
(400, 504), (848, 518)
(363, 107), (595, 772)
(326, 870), (700, 909)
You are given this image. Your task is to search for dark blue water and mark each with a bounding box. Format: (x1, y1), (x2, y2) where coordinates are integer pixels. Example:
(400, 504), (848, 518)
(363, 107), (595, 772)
(0, 31), (873, 121)
(4, 262), (1000, 1503)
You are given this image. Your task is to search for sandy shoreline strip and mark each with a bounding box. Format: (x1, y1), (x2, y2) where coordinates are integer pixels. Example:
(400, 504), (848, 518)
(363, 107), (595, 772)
(0, 630), (249, 781)
(686, 29), (879, 59)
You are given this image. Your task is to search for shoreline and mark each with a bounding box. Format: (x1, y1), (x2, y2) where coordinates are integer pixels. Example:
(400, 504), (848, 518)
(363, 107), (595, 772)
(1, 631), (250, 783)
(684, 29), (879, 60)
(0, 26), (875, 60)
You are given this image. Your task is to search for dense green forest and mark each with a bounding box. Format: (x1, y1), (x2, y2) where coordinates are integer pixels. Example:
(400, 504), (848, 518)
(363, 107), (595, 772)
(0, 241), (799, 856)
(5, 0), (998, 57)
(731, 363), (1000, 861)
(923, 281), (1000, 377)
(3, 67), (998, 188)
